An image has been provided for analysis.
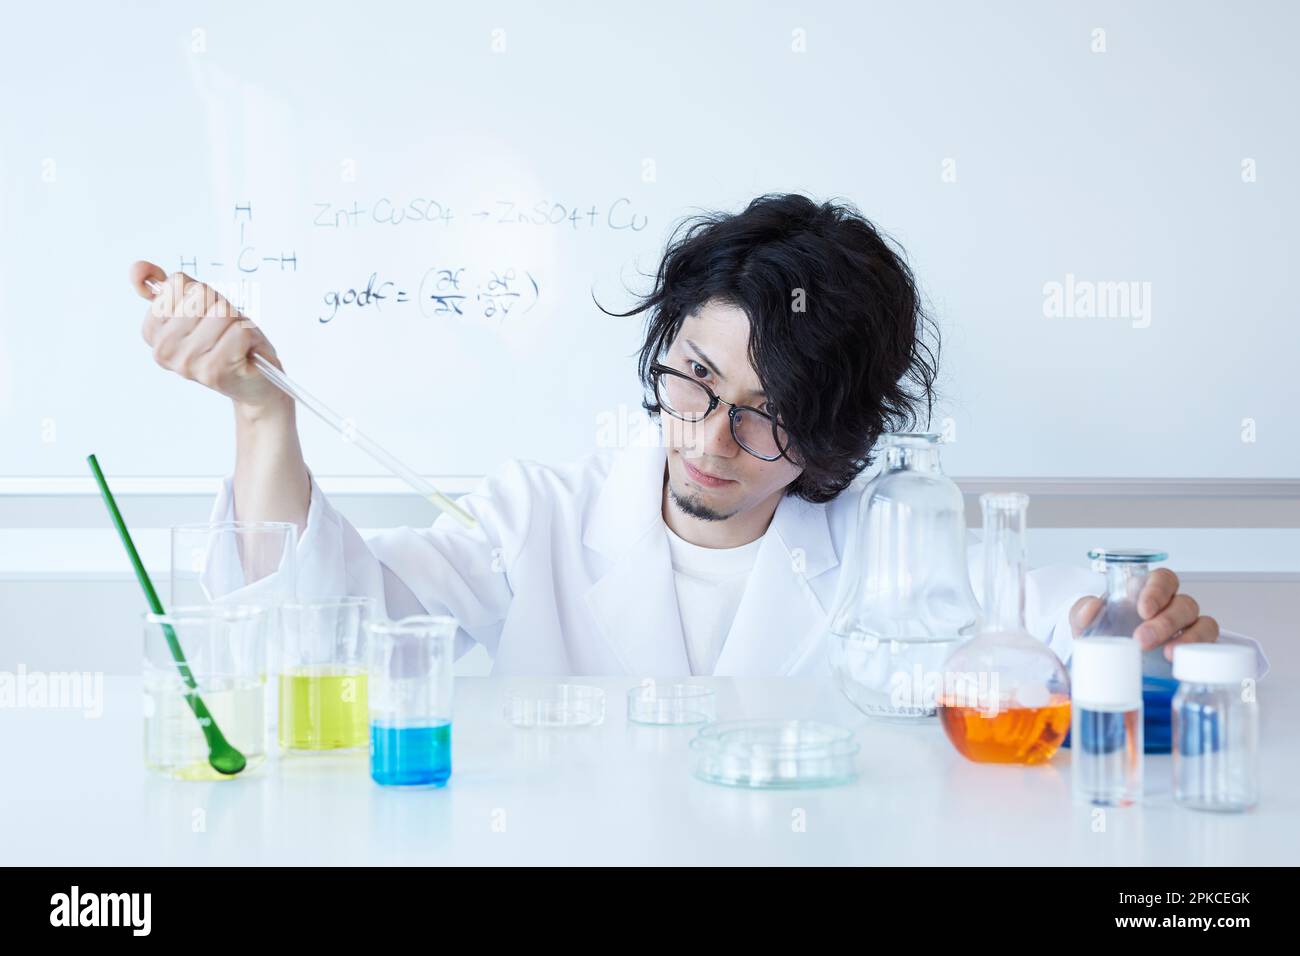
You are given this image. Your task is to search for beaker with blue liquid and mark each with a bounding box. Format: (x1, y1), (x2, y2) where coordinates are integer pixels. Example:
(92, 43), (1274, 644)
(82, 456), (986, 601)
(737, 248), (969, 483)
(366, 615), (457, 788)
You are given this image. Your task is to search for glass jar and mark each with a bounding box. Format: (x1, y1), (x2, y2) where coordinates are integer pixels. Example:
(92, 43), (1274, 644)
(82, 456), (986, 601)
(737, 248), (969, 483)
(1172, 644), (1259, 812)
(1070, 637), (1143, 807)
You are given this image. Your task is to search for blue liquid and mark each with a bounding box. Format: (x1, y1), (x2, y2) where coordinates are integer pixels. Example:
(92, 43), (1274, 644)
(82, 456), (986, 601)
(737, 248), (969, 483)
(1076, 708), (1130, 755)
(370, 721), (452, 787)
(1063, 676), (1174, 754)
(1176, 699), (1222, 757)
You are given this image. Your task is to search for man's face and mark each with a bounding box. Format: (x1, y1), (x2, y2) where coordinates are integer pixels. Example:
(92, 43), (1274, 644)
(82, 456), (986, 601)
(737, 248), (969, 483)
(659, 299), (803, 522)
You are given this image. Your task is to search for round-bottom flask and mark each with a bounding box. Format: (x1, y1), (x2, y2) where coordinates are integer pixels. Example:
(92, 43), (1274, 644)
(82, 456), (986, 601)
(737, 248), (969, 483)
(939, 493), (1071, 765)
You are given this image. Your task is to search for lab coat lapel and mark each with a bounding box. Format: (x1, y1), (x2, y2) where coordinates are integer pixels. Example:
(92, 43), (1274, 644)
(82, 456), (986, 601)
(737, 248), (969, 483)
(582, 439), (693, 676)
(711, 494), (838, 676)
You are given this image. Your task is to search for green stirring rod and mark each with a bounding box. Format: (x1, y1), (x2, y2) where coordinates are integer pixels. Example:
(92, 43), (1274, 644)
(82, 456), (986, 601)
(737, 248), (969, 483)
(87, 454), (246, 775)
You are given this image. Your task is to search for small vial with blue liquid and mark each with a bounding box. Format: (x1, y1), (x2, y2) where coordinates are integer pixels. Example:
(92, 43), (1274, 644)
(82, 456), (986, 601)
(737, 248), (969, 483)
(1071, 637), (1143, 807)
(366, 615), (457, 789)
(1172, 644), (1259, 812)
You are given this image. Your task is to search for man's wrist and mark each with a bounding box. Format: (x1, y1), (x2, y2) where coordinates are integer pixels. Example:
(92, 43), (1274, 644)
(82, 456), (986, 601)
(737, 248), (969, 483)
(234, 394), (295, 429)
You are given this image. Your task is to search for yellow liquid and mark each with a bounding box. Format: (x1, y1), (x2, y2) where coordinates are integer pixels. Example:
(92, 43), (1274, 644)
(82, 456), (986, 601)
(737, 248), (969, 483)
(937, 697), (1071, 765)
(278, 666), (368, 751)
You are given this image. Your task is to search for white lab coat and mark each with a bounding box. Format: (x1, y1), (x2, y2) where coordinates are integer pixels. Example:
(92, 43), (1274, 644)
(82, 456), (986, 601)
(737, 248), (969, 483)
(204, 435), (1269, 678)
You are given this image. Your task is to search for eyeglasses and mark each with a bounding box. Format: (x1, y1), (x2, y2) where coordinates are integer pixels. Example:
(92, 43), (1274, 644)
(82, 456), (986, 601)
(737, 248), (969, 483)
(649, 363), (791, 462)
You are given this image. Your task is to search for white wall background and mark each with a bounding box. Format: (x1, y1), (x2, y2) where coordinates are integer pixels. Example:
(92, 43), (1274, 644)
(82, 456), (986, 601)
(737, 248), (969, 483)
(2, 0), (1297, 487)
(1, 2), (1296, 682)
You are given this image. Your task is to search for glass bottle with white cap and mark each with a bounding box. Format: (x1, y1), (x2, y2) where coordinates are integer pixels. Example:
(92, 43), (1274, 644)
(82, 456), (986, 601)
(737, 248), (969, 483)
(1070, 637), (1143, 807)
(1172, 643), (1259, 812)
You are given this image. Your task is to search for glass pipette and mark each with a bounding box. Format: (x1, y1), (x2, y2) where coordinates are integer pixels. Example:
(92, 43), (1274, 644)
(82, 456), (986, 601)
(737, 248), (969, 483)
(145, 278), (477, 528)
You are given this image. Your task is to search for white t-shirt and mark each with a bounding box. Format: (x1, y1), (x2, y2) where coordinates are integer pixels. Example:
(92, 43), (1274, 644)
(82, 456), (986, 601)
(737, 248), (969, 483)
(662, 522), (763, 675)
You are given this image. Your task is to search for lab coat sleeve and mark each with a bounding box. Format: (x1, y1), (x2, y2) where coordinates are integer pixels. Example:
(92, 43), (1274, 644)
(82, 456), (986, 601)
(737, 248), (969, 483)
(1036, 565), (1272, 680)
(203, 461), (531, 661)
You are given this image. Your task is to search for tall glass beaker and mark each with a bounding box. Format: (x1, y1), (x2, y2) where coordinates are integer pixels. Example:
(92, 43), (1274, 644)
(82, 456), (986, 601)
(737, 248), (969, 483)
(143, 604), (270, 780)
(367, 615), (457, 788)
(170, 521), (298, 607)
(279, 597), (375, 753)
(171, 520), (297, 745)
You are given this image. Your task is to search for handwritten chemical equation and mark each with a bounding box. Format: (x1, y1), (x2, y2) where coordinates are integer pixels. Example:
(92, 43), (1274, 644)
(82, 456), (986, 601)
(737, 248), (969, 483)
(313, 197), (648, 231)
(178, 203), (297, 278)
(319, 267), (541, 324)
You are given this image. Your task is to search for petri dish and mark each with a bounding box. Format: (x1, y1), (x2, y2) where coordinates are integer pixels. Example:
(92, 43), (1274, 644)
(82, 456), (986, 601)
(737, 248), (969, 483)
(627, 683), (716, 725)
(504, 684), (606, 728)
(689, 719), (859, 789)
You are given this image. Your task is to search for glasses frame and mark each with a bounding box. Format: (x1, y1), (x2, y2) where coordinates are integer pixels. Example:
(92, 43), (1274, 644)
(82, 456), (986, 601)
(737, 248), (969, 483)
(649, 362), (792, 462)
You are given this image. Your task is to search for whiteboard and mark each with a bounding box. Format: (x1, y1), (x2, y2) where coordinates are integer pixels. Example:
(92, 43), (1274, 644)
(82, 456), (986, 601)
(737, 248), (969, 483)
(2, 0), (1297, 485)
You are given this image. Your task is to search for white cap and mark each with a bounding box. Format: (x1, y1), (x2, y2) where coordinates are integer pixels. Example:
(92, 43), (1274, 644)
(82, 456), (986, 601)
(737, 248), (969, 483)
(1070, 637), (1141, 709)
(1173, 643), (1256, 684)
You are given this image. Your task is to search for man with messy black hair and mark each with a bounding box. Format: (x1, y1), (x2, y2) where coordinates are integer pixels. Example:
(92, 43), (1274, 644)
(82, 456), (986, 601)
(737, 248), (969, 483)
(130, 193), (1248, 678)
(614, 192), (938, 508)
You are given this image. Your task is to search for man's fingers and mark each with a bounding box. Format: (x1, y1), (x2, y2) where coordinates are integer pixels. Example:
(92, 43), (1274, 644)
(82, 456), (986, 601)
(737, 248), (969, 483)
(1069, 595), (1103, 637)
(150, 299), (202, 365)
(171, 301), (242, 380)
(1135, 593), (1200, 649)
(1137, 567), (1180, 618)
(207, 316), (266, 378)
(141, 303), (164, 347)
(1161, 616), (1220, 660)
(129, 260), (167, 300)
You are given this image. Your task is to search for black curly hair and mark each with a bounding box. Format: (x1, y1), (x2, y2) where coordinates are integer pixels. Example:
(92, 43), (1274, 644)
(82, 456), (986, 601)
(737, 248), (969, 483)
(598, 193), (940, 503)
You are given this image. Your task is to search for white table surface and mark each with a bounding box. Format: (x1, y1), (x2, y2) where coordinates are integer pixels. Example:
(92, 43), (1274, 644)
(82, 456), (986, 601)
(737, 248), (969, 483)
(1, 675), (1295, 865)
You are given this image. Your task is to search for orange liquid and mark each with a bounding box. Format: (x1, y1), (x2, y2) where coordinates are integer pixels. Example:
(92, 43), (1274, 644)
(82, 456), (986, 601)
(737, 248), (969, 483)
(937, 697), (1071, 765)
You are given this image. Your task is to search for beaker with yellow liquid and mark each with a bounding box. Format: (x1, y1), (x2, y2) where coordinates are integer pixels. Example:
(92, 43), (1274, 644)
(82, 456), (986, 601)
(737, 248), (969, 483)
(278, 597), (374, 752)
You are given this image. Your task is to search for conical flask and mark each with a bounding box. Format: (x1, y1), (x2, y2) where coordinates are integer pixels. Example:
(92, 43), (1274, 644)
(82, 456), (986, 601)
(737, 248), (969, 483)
(1080, 548), (1174, 679)
(827, 433), (982, 720)
(938, 493), (1071, 764)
